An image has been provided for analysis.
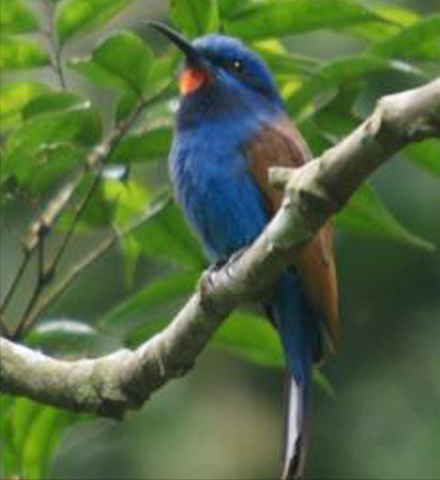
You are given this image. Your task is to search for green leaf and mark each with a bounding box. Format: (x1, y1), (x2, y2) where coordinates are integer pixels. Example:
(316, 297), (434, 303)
(314, 369), (336, 398)
(12, 398), (40, 459)
(1, 395), (19, 479)
(405, 141), (440, 180)
(22, 406), (73, 479)
(0, 432), (19, 479)
(134, 200), (206, 269)
(2, 100), (101, 186)
(1, 397), (74, 480)
(344, 4), (418, 43)
(17, 143), (82, 192)
(109, 126), (172, 164)
(70, 31), (153, 96)
(285, 54), (422, 117)
(214, 311), (283, 367)
(0, 81), (50, 132)
(223, 0), (384, 40)
(170, 0), (220, 38)
(373, 4), (420, 27)
(218, 0), (253, 20)
(336, 184), (435, 251)
(214, 313), (334, 396)
(0, 395), (14, 442)
(104, 179), (150, 230)
(0, 36), (48, 71)
(102, 271), (199, 334)
(0, 0), (39, 34)
(112, 56), (177, 122)
(1, 141), (82, 191)
(143, 53), (178, 98)
(115, 89), (139, 122)
(26, 319), (98, 353)
(299, 118), (332, 155)
(120, 234), (141, 288)
(371, 13), (440, 60)
(56, 0), (136, 44)
(312, 83), (361, 137)
(68, 175), (115, 229)
(255, 48), (318, 78)
(7, 100), (102, 152)
(22, 92), (82, 119)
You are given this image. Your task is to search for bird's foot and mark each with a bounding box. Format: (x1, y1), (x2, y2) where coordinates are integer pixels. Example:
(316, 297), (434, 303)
(224, 247), (248, 279)
(198, 259), (226, 302)
(228, 247), (247, 265)
(198, 248), (247, 303)
(207, 259), (227, 274)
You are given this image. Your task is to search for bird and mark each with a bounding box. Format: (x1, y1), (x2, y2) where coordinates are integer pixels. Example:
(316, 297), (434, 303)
(150, 21), (339, 479)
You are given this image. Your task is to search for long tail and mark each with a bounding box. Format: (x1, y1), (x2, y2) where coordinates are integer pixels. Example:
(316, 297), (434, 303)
(282, 372), (311, 479)
(267, 272), (319, 480)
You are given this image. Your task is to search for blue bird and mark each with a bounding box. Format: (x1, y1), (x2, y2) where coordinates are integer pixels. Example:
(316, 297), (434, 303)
(151, 22), (339, 479)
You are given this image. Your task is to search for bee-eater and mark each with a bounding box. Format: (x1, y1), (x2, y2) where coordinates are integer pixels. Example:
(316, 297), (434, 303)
(151, 22), (339, 479)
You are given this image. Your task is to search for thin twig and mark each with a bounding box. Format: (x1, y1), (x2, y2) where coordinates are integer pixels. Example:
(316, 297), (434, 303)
(0, 252), (31, 315)
(42, 0), (67, 89)
(25, 100), (150, 303)
(18, 196), (171, 337)
(23, 233), (118, 332)
(25, 170), (83, 252)
(8, 82), (173, 340)
(0, 318), (11, 338)
(0, 216), (31, 316)
(47, 166), (103, 279)
(14, 236), (48, 339)
(24, 83), (172, 253)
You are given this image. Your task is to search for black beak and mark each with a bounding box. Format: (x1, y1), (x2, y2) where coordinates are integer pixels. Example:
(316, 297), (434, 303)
(148, 21), (202, 66)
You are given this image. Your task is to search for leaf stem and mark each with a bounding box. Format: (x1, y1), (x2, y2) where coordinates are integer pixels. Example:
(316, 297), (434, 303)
(0, 243), (31, 317)
(13, 234), (48, 339)
(42, 0), (67, 89)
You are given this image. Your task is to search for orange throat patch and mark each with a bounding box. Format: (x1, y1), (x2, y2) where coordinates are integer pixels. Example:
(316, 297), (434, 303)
(179, 67), (210, 95)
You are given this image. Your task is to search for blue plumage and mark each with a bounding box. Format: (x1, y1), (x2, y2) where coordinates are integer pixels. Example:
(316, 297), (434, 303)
(170, 98), (277, 260)
(151, 24), (337, 479)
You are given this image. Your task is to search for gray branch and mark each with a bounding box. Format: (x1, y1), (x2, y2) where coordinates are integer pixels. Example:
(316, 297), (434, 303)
(1, 78), (439, 418)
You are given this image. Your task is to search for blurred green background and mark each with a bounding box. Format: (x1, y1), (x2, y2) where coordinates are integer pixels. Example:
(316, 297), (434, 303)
(1, 0), (439, 479)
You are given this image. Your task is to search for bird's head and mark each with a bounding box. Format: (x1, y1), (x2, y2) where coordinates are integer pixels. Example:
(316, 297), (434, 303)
(150, 22), (283, 126)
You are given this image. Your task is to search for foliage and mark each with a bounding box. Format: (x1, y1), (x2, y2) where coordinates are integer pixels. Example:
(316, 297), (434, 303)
(0, 0), (438, 478)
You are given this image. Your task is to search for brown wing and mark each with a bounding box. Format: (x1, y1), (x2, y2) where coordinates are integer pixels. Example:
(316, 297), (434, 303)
(244, 115), (339, 351)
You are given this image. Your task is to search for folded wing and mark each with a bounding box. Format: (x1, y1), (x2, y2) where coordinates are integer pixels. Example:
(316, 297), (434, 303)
(244, 115), (339, 351)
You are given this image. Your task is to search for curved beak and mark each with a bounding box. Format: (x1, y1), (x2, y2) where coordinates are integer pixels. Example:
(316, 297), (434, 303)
(148, 21), (213, 95)
(148, 21), (203, 66)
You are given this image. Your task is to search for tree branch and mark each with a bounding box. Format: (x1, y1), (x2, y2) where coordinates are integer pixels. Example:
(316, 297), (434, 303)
(1, 78), (439, 417)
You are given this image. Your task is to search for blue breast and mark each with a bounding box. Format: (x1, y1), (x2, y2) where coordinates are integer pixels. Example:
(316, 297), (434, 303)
(169, 111), (272, 261)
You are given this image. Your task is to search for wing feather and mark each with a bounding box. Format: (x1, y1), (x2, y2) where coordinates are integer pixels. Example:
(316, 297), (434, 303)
(244, 116), (339, 351)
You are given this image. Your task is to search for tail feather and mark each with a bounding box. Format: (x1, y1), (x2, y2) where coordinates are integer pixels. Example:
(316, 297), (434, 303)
(265, 272), (317, 480)
(282, 375), (310, 480)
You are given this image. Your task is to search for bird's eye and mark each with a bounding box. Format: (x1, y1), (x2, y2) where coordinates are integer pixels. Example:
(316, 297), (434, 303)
(231, 58), (244, 74)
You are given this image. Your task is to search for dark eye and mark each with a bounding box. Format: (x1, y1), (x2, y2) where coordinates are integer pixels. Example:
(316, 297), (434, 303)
(231, 58), (245, 74)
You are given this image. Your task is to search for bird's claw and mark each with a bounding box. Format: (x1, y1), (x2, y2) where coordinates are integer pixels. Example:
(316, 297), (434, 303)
(223, 247), (247, 279)
(198, 248), (247, 300)
(198, 259), (225, 300)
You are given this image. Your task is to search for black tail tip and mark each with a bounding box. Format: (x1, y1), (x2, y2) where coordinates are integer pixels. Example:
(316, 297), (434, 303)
(282, 435), (305, 479)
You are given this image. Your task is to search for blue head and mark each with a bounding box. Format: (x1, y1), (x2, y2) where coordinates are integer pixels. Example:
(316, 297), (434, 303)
(150, 23), (284, 128)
